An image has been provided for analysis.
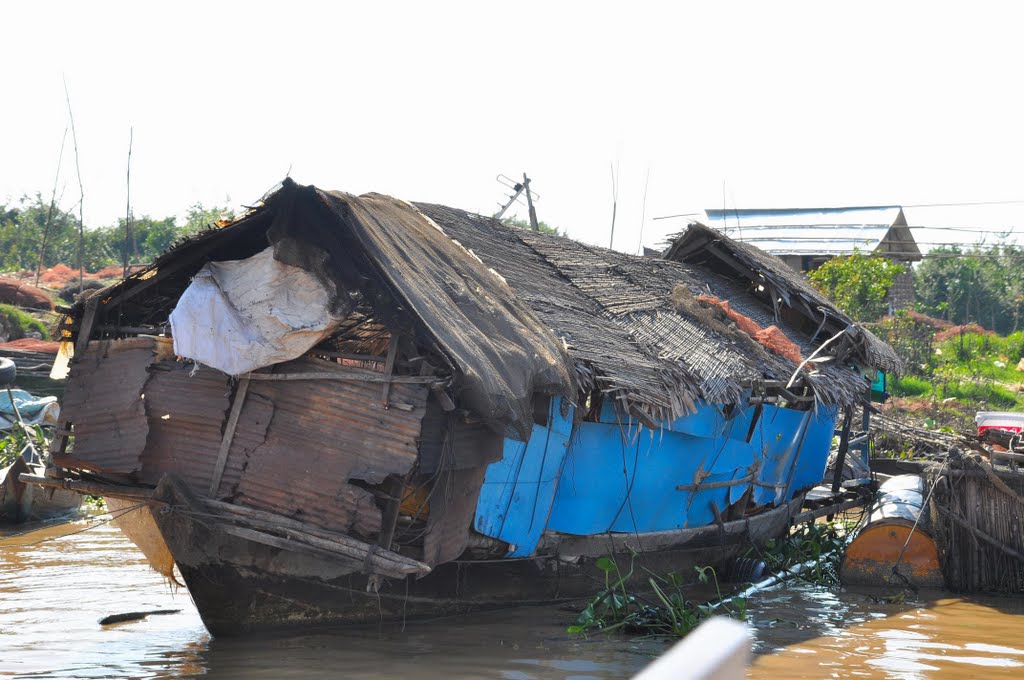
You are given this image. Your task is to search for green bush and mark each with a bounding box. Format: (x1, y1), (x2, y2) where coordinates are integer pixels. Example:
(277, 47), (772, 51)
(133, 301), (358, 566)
(0, 303), (50, 340)
(891, 375), (933, 397)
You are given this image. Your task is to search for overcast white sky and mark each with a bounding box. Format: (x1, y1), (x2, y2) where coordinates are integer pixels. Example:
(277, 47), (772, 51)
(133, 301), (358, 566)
(3, 1), (1024, 254)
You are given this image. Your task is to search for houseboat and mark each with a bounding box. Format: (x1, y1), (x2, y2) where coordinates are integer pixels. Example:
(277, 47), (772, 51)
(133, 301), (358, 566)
(26, 179), (898, 635)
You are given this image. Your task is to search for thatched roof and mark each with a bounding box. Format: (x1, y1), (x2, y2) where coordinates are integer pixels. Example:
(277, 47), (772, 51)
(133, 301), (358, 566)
(418, 204), (882, 418)
(664, 222), (902, 376)
(66, 180), (894, 434)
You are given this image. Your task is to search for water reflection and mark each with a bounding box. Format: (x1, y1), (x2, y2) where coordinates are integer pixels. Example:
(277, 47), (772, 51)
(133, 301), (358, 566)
(748, 585), (1024, 679)
(3, 520), (1024, 678)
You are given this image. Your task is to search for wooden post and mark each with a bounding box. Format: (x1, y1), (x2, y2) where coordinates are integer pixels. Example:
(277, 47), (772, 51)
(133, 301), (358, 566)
(208, 377), (250, 497)
(523, 173), (539, 232)
(831, 411), (854, 494)
(380, 334), (400, 408)
(859, 400), (872, 466)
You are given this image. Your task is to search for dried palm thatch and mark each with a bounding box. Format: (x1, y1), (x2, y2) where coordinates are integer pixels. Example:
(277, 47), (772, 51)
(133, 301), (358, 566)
(61, 180), (894, 436)
(664, 222), (902, 376)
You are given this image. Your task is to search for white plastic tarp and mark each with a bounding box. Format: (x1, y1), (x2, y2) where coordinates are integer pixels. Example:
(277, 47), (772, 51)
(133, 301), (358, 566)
(169, 246), (344, 376)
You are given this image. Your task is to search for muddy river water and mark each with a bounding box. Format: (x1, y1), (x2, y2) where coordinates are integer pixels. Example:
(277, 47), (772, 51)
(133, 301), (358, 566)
(3, 518), (1024, 679)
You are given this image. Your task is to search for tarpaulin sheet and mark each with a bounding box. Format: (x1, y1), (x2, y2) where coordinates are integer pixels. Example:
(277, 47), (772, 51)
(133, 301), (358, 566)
(169, 246), (345, 376)
(0, 388), (59, 430)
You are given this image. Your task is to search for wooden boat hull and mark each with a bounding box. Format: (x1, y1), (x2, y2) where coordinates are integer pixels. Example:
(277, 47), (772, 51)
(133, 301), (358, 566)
(0, 459), (81, 525)
(151, 477), (800, 637)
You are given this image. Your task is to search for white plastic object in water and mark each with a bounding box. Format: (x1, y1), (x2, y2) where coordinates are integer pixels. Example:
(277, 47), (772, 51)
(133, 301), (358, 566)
(633, 617), (751, 680)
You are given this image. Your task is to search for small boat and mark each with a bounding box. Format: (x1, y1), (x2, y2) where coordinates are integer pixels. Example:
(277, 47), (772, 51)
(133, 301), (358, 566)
(0, 359), (80, 525)
(1, 457), (81, 525)
(26, 179), (898, 635)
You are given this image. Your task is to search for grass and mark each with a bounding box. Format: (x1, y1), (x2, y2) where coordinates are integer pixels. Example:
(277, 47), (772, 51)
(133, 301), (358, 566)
(0, 303), (50, 340)
(887, 329), (1024, 421)
(890, 375), (932, 398)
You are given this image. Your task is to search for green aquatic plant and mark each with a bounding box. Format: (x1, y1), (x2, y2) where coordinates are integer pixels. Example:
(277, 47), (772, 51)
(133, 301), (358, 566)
(756, 520), (849, 586)
(567, 557), (746, 638)
(0, 423), (45, 467)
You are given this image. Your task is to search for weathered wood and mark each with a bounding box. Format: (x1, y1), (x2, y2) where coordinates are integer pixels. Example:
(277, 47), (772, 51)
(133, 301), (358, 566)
(18, 474), (154, 501)
(306, 350), (385, 363)
(380, 333), (400, 407)
(791, 496), (866, 525)
(676, 474), (752, 492)
(214, 519), (429, 578)
(95, 324), (167, 336)
(938, 504), (1024, 562)
(203, 498), (430, 575)
(831, 410), (854, 494)
(243, 371), (437, 384)
(208, 377), (250, 497)
(72, 296), (99, 356)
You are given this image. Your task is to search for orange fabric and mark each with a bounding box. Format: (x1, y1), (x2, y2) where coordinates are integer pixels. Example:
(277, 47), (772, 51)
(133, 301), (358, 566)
(696, 294), (802, 364)
(754, 326), (802, 364)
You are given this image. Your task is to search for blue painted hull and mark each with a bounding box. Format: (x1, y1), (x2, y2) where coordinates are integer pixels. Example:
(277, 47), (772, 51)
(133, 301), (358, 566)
(475, 399), (837, 553)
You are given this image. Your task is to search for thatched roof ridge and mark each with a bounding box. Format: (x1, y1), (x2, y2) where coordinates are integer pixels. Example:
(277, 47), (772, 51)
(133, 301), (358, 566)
(664, 222), (902, 376)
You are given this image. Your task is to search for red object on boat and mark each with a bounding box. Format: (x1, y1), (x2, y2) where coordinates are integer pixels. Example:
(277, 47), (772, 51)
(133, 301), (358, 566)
(976, 411), (1024, 434)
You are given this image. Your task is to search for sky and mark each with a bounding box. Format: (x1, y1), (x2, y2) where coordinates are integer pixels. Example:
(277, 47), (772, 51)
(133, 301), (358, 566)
(4, 1), (1024, 255)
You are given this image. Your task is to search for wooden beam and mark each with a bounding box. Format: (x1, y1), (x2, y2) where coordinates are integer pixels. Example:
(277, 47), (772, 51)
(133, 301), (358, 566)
(208, 376), (250, 497)
(244, 371), (438, 384)
(380, 333), (400, 407)
(18, 474), (155, 502)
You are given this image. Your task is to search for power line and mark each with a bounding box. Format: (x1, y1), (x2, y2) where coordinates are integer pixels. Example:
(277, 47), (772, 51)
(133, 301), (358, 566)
(705, 223), (1018, 234)
(903, 199), (1024, 208)
(654, 199), (1024, 222)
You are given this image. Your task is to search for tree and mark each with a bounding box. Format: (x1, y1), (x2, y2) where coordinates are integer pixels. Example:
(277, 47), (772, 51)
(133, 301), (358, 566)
(501, 215), (562, 236)
(0, 194), (80, 271)
(916, 245), (1024, 333)
(808, 252), (904, 322)
(182, 202), (234, 235)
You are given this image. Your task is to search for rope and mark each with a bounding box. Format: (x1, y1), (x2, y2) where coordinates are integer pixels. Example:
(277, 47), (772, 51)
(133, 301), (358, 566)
(0, 502), (146, 547)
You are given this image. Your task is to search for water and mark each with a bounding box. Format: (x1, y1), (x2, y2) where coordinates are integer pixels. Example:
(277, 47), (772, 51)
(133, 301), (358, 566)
(2, 518), (1024, 679)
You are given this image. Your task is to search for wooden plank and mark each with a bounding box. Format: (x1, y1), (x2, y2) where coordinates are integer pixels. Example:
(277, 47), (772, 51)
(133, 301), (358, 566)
(244, 371), (438, 384)
(791, 496), (866, 525)
(208, 377), (250, 497)
(380, 333), (400, 407)
(18, 474), (155, 502)
(204, 497), (426, 573)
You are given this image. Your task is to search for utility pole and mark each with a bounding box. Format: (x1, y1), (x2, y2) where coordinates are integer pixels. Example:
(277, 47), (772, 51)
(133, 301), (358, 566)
(494, 182), (524, 219)
(494, 173), (541, 230)
(523, 173), (539, 231)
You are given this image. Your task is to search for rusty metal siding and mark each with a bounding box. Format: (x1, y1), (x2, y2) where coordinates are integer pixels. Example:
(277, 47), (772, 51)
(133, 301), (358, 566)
(57, 338), (155, 474)
(233, 359), (430, 538)
(216, 391), (274, 498)
(138, 362), (232, 493)
(423, 465), (488, 566)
